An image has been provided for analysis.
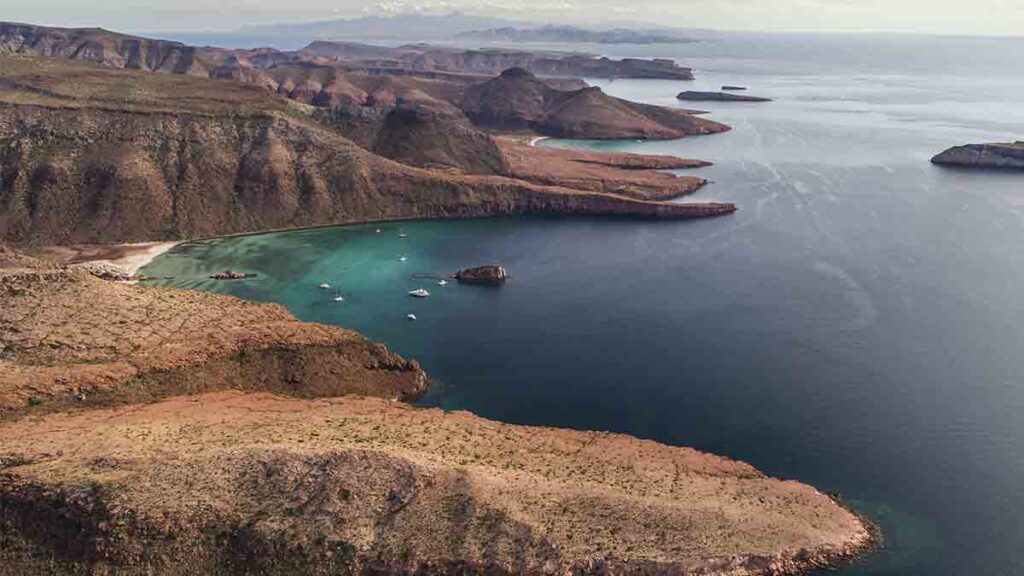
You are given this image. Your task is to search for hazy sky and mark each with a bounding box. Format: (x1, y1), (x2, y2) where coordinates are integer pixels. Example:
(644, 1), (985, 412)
(4, 0), (1024, 35)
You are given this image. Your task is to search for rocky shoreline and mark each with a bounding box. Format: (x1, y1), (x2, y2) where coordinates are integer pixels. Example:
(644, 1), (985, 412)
(0, 23), (877, 575)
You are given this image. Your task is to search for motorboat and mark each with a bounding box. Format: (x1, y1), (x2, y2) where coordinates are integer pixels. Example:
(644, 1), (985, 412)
(406, 314), (417, 321)
(408, 288), (430, 298)
(319, 282), (331, 289)
(438, 279), (449, 286)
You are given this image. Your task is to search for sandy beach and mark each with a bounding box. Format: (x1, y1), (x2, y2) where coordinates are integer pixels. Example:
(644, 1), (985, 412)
(34, 241), (180, 276)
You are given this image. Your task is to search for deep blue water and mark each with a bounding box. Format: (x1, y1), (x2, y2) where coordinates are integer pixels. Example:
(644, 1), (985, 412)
(142, 34), (1024, 576)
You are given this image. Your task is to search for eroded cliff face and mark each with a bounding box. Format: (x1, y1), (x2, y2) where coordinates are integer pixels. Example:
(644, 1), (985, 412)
(0, 391), (873, 576)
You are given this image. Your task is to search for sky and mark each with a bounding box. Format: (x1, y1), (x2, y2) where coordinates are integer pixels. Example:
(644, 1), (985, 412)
(3, 0), (1024, 36)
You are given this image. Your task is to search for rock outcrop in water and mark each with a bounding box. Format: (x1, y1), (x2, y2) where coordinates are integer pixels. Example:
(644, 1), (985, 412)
(677, 90), (772, 102)
(455, 265), (508, 285)
(931, 142), (1024, 169)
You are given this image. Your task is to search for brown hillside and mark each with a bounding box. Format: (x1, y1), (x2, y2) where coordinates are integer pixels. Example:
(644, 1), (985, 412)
(0, 255), (426, 418)
(0, 56), (734, 245)
(460, 68), (729, 139)
(0, 390), (872, 575)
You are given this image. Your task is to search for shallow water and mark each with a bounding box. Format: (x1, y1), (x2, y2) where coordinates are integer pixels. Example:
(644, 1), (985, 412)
(143, 33), (1024, 575)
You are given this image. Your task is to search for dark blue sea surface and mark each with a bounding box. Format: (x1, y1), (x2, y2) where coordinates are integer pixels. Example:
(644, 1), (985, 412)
(142, 34), (1024, 576)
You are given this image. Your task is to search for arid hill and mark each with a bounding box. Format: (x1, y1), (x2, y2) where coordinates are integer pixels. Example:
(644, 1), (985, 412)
(0, 252), (426, 418)
(0, 22), (207, 75)
(0, 55), (734, 245)
(0, 23), (728, 177)
(0, 388), (873, 575)
(461, 68), (729, 139)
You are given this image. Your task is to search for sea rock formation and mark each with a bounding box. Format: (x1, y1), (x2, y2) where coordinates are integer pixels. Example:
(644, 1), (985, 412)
(209, 270), (252, 280)
(0, 390), (874, 575)
(931, 142), (1024, 169)
(455, 265), (508, 285)
(462, 68), (728, 139)
(677, 90), (772, 102)
(0, 256), (427, 416)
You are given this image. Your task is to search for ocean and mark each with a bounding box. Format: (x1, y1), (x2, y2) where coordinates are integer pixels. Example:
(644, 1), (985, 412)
(141, 32), (1024, 575)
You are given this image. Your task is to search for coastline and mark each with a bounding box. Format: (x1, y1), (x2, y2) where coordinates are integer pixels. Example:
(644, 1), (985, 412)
(34, 241), (180, 276)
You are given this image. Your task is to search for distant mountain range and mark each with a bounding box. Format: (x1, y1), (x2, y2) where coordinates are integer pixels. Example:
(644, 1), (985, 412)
(457, 25), (697, 44)
(236, 13), (526, 41)
(164, 13), (702, 49)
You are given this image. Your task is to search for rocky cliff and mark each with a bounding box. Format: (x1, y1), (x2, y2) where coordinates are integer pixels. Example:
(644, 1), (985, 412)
(931, 142), (1024, 169)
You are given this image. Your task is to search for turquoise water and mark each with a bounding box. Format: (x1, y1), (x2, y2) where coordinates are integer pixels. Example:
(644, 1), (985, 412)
(142, 34), (1024, 576)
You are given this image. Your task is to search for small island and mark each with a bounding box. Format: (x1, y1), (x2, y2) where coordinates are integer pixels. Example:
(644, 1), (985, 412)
(455, 265), (509, 285)
(931, 142), (1024, 169)
(678, 90), (773, 102)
